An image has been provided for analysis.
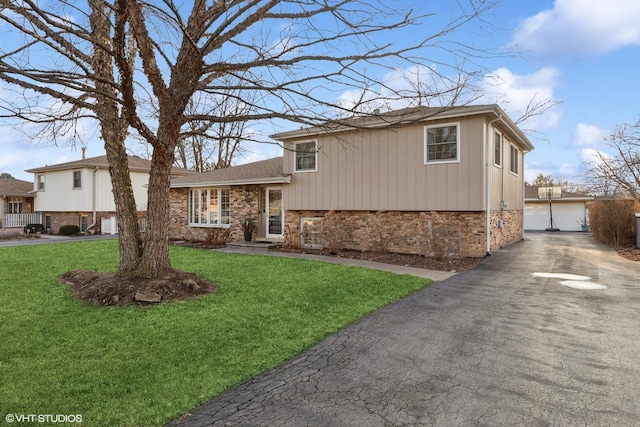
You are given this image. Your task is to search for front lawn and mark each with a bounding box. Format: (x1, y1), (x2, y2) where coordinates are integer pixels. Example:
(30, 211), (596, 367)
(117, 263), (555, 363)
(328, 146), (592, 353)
(0, 240), (430, 426)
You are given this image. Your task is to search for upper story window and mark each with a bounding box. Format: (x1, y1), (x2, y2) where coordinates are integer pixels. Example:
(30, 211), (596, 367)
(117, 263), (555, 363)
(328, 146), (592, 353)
(424, 123), (460, 163)
(188, 188), (230, 226)
(37, 174), (45, 191)
(73, 171), (82, 189)
(494, 132), (502, 167)
(294, 141), (317, 172)
(510, 144), (519, 175)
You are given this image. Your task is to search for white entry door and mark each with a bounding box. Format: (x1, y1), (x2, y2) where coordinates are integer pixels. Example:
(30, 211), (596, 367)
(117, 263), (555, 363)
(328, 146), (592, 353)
(265, 187), (283, 238)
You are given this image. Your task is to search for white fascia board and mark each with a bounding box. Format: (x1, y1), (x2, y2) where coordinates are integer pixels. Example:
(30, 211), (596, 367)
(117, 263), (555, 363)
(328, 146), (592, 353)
(170, 176), (291, 188)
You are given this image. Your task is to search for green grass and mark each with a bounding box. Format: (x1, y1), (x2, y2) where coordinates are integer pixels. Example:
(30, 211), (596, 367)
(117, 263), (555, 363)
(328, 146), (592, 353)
(0, 240), (430, 426)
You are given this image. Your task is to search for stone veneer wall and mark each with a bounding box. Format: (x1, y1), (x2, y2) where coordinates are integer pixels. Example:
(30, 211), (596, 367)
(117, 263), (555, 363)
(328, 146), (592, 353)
(285, 209), (523, 258)
(169, 186), (261, 242)
(489, 209), (523, 253)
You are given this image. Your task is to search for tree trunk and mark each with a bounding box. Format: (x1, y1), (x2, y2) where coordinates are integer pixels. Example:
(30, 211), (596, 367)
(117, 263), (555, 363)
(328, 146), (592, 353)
(104, 140), (143, 271)
(135, 133), (176, 277)
(90, 0), (142, 272)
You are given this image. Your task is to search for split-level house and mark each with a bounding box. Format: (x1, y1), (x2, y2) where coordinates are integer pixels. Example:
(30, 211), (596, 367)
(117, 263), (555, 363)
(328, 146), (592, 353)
(169, 104), (534, 257)
(0, 173), (36, 229)
(26, 154), (192, 234)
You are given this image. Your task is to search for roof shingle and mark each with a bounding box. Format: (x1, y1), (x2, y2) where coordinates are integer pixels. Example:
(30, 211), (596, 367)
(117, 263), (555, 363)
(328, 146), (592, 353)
(170, 157), (287, 187)
(0, 175), (33, 197)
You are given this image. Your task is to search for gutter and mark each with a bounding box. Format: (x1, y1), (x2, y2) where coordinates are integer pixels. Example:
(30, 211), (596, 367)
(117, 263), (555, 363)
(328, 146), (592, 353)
(486, 114), (502, 256)
(170, 175), (292, 189)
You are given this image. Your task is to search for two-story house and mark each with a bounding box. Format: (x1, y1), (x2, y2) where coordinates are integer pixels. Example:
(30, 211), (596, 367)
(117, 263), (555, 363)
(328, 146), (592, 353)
(169, 104), (534, 257)
(27, 154), (192, 234)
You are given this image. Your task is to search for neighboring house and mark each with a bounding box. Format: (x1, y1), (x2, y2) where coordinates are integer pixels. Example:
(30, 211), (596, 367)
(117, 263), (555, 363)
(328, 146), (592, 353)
(0, 173), (37, 229)
(524, 184), (594, 232)
(169, 104), (534, 257)
(26, 154), (192, 234)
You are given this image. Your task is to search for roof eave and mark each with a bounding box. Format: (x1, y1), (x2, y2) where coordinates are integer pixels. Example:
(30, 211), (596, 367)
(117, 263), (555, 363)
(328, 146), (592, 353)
(171, 175), (291, 188)
(525, 197), (595, 202)
(270, 104), (535, 152)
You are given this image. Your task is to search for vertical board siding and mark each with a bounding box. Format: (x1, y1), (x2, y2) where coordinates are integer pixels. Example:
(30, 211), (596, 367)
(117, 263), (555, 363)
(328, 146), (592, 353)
(283, 116), (496, 212)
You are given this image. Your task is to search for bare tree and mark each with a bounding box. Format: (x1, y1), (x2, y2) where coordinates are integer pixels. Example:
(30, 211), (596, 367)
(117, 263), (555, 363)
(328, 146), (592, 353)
(0, 0), (142, 271)
(2, 0), (506, 281)
(587, 120), (640, 200)
(175, 87), (254, 171)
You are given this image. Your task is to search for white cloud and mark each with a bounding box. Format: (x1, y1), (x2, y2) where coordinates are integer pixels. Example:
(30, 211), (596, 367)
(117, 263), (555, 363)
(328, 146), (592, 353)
(512, 0), (640, 59)
(480, 67), (562, 131)
(572, 123), (608, 147)
(580, 147), (608, 165)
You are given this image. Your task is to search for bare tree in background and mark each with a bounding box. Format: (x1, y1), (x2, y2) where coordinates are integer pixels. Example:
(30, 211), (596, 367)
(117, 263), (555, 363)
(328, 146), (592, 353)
(175, 86), (255, 171)
(529, 173), (587, 194)
(1, 0), (505, 282)
(587, 120), (640, 200)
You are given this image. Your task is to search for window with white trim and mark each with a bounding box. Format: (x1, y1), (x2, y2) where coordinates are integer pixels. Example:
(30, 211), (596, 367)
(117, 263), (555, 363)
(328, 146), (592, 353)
(424, 123), (459, 163)
(37, 174), (45, 191)
(73, 171), (82, 189)
(295, 141), (317, 172)
(494, 131), (502, 167)
(188, 188), (230, 226)
(8, 198), (22, 214)
(510, 145), (519, 175)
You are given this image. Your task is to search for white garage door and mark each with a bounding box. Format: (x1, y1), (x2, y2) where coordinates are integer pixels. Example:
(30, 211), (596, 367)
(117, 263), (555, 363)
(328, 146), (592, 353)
(524, 202), (586, 231)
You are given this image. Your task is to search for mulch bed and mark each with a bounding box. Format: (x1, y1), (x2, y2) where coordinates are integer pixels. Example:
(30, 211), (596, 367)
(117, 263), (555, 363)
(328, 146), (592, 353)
(618, 246), (640, 262)
(60, 270), (217, 306)
(272, 247), (484, 272)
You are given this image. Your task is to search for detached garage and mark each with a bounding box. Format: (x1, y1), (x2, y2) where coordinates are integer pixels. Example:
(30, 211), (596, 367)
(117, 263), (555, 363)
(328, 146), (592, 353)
(524, 184), (594, 231)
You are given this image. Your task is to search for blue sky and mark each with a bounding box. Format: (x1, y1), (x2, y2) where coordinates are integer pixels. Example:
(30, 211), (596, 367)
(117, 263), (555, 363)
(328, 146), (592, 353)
(2, 0), (640, 184)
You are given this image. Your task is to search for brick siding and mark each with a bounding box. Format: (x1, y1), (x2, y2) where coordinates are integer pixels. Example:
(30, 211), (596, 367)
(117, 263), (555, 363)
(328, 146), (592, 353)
(169, 186), (261, 242)
(285, 209), (523, 258)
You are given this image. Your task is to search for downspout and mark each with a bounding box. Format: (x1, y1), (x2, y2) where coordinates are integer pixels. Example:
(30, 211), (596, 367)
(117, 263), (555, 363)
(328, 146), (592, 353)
(486, 114), (502, 255)
(88, 166), (98, 232)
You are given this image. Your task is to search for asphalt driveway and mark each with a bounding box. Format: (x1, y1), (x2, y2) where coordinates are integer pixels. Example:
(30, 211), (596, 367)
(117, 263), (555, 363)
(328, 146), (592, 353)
(170, 232), (640, 426)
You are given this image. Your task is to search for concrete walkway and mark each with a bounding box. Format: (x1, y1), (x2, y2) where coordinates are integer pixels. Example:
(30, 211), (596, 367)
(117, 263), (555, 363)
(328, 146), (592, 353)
(168, 232), (640, 427)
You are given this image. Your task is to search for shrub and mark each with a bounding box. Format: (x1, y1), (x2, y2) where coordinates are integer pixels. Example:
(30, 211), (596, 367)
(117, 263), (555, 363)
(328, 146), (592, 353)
(283, 224), (303, 249)
(59, 224), (81, 236)
(203, 228), (230, 247)
(589, 199), (640, 248)
(362, 210), (391, 253)
(421, 212), (461, 260)
(321, 210), (350, 251)
(23, 224), (44, 234)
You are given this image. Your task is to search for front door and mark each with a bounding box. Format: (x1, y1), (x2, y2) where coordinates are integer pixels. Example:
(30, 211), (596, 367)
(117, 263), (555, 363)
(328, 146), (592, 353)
(265, 187), (283, 238)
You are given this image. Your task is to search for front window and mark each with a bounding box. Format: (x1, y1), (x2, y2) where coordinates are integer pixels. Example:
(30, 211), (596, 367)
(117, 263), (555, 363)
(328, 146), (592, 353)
(37, 174), (45, 191)
(73, 171), (82, 189)
(510, 145), (519, 175)
(424, 123), (459, 163)
(8, 198), (23, 214)
(189, 188), (230, 226)
(295, 141), (317, 172)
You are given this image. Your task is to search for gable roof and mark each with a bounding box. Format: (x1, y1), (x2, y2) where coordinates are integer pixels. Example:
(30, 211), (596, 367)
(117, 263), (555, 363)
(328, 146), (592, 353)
(25, 154), (193, 176)
(170, 157), (289, 188)
(0, 175), (33, 197)
(270, 104), (534, 152)
(524, 184), (594, 202)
